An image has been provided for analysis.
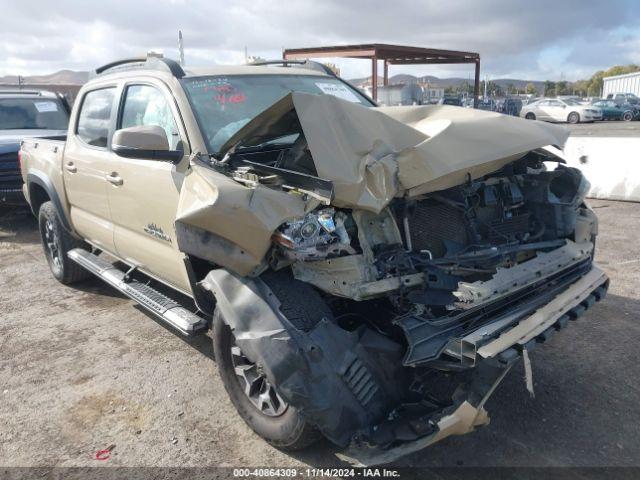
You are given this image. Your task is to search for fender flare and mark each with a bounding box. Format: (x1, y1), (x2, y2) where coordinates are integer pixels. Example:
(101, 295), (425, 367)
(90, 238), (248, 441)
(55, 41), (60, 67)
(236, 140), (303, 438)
(200, 269), (402, 447)
(26, 170), (73, 232)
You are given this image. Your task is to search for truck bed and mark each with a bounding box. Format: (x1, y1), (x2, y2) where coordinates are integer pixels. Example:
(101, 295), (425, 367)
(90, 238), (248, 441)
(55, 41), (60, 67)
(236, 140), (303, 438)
(19, 135), (68, 213)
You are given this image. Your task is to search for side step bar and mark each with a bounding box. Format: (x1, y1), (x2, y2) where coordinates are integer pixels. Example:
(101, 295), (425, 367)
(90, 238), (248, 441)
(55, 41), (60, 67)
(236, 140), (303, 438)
(68, 248), (207, 336)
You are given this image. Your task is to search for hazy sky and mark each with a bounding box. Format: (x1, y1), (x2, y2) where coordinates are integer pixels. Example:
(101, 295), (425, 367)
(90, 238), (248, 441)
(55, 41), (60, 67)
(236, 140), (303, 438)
(1, 0), (639, 80)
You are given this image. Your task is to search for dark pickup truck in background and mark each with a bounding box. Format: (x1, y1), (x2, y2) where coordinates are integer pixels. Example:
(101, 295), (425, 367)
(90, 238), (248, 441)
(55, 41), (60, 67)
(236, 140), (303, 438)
(0, 89), (69, 205)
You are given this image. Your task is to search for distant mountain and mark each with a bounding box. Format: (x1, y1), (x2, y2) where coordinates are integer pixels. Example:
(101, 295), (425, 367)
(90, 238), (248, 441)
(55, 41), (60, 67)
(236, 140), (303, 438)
(348, 73), (544, 92)
(0, 70), (88, 85)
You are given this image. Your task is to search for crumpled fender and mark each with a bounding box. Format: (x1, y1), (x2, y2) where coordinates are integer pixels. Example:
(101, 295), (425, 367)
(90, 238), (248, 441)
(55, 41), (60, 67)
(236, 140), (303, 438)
(175, 162), (319, 276)
(200, 269), (404, 447)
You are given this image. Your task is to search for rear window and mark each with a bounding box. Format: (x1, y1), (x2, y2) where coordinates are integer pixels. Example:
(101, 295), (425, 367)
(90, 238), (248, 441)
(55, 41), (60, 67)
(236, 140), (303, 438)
(76, 88), (116, 148)
(0, 98), (68, 130)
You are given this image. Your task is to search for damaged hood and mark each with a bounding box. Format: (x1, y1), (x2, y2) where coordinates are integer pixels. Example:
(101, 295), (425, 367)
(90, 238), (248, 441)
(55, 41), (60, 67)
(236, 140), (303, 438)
(220, 92), (570, 213)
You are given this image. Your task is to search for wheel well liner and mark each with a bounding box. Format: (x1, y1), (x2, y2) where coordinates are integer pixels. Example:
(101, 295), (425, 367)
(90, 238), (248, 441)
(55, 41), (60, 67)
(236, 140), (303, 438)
(200, 269), (405, 447)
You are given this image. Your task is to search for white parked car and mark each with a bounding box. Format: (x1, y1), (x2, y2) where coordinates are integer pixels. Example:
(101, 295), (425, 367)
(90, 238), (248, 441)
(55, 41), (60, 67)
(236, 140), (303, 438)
(520, 98), (602, 124)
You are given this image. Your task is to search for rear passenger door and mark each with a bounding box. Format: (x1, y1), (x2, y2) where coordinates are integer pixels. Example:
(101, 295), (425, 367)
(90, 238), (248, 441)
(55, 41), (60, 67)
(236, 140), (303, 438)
(106, 80), (192, 293)
(63, 85), (118, 252)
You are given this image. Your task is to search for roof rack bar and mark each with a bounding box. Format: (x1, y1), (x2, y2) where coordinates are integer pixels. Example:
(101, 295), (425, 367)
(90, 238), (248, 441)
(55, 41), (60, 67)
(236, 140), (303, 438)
(0, 90), (43, 95)
(96, 57), (147, 74)
(249, 59), (336, 77)
(95, 56), (186, 79)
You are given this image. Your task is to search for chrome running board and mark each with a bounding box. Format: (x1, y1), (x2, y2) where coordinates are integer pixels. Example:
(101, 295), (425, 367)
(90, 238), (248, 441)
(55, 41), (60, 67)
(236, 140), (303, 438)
(68, 248), (207, 336)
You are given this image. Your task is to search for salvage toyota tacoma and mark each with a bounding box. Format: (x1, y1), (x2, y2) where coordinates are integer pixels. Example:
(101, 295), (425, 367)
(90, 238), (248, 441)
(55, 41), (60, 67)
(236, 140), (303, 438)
(20, 55), (609, 465)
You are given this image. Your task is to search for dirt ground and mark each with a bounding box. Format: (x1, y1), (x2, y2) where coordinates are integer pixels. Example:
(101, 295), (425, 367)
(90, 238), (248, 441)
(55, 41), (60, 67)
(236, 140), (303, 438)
(0, 199), (639, 469)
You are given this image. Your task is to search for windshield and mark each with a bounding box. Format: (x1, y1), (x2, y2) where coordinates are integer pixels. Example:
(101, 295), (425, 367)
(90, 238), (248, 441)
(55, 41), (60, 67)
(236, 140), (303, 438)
(563, 99), (582, 106)
(181, 74), (372, 153)
(0, 98), (68, 130)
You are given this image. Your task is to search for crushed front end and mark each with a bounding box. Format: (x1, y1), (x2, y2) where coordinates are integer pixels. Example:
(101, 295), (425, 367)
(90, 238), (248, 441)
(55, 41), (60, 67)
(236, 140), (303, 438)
(263, 151), (608, 464)
(187, 93), (609, 464)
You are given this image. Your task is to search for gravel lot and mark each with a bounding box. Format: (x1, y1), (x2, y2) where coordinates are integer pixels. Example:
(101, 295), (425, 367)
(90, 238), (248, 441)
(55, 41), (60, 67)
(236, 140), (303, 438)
(1, 199), (639, 469)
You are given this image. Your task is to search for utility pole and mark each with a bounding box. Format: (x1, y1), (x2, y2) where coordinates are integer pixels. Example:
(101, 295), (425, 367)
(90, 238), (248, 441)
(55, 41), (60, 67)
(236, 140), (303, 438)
(178, 30), (185, 66)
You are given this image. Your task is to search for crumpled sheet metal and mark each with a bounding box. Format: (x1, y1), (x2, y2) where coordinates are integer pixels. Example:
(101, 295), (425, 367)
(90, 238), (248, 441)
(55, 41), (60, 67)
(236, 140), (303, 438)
(336, 401), (490, 467)
(221, 92), (570, 214)
(200, 269), (403, 447)
(337, 361), (515, 467)
(175, 163), (317, 275)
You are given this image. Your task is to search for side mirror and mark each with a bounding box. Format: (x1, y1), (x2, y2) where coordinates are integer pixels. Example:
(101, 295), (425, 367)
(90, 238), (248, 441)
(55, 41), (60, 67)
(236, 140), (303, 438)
(112, 125), (183, 162)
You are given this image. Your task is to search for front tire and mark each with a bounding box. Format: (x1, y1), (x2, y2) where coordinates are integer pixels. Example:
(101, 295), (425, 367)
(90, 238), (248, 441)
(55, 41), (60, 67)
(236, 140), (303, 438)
(623, 111), (633, 122)
(568, 112), (580, 124)
(525, 112), (536, 120)
(213, 310), (321, 450)
(38, 201), (91, 284)
(212, 270), (329, 450)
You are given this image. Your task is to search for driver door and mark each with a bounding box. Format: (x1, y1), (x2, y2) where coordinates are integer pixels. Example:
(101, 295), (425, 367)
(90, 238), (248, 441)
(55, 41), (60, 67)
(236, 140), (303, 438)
(106, 79), (192, 293)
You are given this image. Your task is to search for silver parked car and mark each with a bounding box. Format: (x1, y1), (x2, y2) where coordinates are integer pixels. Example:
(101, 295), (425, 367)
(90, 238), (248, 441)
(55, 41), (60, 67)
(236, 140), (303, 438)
(520, 98), (602, 124)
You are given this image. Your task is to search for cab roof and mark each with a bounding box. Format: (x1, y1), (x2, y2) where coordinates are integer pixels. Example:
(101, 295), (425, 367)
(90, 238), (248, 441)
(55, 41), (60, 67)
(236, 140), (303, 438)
(183, 65), (328, 77)
(94, 56), (332, 81)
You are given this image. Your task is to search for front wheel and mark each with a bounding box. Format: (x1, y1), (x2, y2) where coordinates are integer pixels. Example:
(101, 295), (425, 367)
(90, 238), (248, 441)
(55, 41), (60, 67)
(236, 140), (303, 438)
(568, 112), (580, 124)
(213, 309), (321, 450)
(623, 111), (633, 122)
(38, 201), (91, 284)
(525, 112), (536, 120)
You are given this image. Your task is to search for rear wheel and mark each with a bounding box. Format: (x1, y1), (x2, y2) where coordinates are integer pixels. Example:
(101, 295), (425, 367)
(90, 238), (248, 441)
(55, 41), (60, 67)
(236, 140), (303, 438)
(38, 201), (91, 284)
(525, 112), (536, 120)
(568, 112), (580, 124)
(212, 270), (329, 450)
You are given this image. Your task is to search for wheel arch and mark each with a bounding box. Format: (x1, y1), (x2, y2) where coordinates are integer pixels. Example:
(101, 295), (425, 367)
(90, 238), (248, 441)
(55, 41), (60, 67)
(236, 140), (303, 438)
(26, 171), (72, 232)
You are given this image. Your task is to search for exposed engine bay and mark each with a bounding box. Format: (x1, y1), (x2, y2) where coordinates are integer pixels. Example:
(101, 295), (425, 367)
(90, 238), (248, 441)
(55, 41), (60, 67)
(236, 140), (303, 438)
(191, 95), (608, 464)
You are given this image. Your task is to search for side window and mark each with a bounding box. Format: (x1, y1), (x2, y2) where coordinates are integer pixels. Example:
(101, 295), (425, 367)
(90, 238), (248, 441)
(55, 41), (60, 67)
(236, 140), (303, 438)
(120, 85), (181, 150)
(76, 88), (116, 147)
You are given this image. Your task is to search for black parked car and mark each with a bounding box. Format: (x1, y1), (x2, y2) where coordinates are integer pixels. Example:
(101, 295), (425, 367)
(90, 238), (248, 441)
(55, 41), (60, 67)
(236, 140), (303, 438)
(0, 89), (69, 205)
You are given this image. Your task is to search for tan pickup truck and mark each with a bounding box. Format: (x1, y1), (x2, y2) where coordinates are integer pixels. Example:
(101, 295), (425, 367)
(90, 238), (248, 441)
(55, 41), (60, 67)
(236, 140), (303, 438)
(20, 54), (609, 465)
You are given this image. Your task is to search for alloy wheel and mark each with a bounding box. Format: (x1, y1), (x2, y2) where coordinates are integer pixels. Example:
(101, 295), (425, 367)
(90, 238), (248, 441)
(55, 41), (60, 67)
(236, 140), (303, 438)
(43, 218), (62, 270)
(230, 342), (288, 417)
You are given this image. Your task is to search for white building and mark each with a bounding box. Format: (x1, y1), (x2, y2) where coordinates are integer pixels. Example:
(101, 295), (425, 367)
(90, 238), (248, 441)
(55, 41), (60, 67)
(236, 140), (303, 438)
(422, 87), (445, 103)
(602, 71), (640, 97)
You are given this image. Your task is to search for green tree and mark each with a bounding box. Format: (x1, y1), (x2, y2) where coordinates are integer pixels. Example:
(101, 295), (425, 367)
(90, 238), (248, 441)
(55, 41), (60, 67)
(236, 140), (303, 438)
(525, 83), (538, 95)
(481, 80), (503, 97)
(457, 81), (473, 95)
(543, 80), (556, 97)
(555, 81), (569, 96)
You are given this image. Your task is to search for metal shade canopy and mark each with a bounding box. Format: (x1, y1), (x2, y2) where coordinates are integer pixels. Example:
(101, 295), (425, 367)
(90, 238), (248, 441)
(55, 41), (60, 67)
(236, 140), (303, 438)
(283, 43), (480, 107)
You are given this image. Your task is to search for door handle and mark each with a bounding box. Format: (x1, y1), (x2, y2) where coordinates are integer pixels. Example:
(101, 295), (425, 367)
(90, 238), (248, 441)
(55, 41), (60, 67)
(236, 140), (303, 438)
(106, 172), (123, 186)
(65, 162), (77, 173)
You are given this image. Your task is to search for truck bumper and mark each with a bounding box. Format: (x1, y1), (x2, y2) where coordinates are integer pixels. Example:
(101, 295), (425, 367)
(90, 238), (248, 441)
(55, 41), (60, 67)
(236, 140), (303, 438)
(338, 264), (609, 466)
